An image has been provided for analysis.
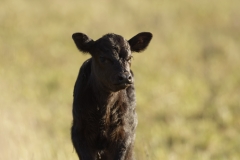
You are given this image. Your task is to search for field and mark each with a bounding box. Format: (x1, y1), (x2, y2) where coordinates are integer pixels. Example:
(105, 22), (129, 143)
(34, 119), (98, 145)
(1, 0), (240, 159)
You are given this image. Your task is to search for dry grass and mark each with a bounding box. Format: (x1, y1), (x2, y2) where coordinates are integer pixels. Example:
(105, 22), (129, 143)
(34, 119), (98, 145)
(1, 0), (240, 159)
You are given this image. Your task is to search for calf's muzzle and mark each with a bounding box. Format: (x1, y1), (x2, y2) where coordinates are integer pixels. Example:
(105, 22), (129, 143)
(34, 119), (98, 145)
(116, 72), (133, 85)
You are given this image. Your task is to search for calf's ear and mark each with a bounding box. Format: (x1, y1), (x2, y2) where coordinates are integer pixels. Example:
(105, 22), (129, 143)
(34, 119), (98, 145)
(72, 33), (94, 53)
(128, 32), (152, 52)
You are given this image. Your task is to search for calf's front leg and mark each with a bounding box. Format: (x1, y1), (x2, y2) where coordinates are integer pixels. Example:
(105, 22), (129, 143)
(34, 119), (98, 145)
(71, 126), (98, 160)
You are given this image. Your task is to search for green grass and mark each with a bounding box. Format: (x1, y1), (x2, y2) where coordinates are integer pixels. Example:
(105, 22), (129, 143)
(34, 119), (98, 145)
(1, 0), (240, 159)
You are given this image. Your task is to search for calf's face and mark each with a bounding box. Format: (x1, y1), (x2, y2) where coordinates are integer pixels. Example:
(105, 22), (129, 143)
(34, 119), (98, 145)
(72, 32), (152, 92)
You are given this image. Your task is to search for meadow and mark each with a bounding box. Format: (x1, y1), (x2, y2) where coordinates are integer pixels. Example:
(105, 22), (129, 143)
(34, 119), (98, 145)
(1, 0), (240, 159)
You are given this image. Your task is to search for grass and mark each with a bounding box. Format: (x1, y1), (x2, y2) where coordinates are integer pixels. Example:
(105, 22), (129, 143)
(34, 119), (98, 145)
(1, 0), (240, 159)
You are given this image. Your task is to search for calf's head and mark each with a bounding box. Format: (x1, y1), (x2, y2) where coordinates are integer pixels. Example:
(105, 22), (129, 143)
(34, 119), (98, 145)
(72, 32), (152, 92)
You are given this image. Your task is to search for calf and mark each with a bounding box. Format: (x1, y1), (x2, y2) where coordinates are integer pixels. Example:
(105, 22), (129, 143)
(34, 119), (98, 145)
(71, 32), (152, 160)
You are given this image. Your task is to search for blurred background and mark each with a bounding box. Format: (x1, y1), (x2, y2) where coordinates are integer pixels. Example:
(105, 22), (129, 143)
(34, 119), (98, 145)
(1, 0), (240, 159)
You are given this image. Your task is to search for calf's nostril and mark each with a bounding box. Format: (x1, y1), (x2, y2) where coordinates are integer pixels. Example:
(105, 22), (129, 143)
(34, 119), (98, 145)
(117, 73), (132, 84)
(128, 75), (132, 80)
(118, 75), (124, 82)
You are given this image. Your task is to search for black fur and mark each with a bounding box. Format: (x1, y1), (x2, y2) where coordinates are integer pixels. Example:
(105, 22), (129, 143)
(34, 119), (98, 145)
(71, 32), (152, 160)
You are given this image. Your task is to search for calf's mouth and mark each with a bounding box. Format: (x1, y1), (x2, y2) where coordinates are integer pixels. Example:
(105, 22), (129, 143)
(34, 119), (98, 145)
(113, 81), (133, 91)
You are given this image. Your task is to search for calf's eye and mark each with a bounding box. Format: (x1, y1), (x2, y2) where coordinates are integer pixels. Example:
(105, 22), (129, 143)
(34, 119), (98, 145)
(127, 56), (133, 63)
